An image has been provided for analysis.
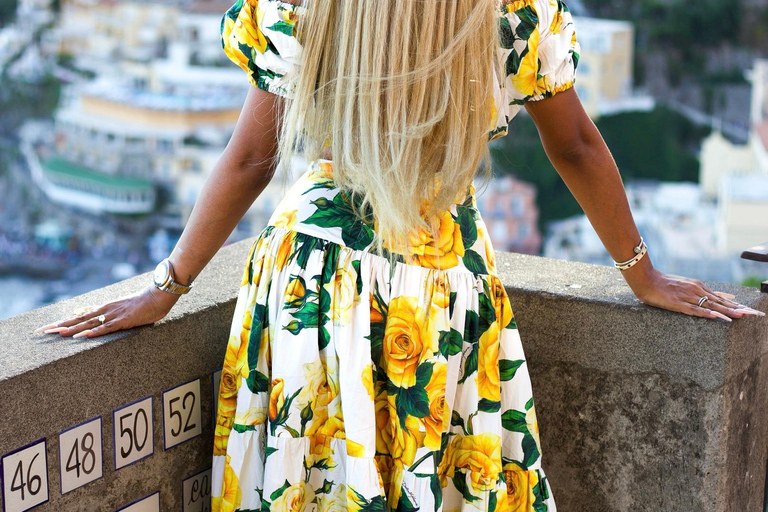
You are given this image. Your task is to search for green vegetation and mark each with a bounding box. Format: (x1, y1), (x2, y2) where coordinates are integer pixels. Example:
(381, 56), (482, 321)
(0, 0), (17, 27)
(740, 276), (767, 290)
(490, 106), (710, 230)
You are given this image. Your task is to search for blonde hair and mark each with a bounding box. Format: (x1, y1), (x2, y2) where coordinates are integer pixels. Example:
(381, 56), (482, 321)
(278, 0), (501, 253)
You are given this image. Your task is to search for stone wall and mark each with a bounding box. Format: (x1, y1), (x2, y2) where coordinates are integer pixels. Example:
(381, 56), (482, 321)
(0, 238), (766, 511)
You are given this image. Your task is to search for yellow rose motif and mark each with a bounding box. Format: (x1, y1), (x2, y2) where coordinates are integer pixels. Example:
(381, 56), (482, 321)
(441, 432), (502, 493)
(361, 362), (375, 401)
(430, 273), (450, 309)
(297, 357), (340, 415)
(270, 480), (315, 512)
(490, 277), (514, 329)
(511, 28), (549, 99)
(235, 0), (267, 53)
(504, 0), (536, 13)
(275, 234), (295, 271)
(370, 292), (385, 324)
(388, 394), (426, 467)
(212, 454), (242, 512)
(374, 390), (393, 455)
(329, 266), (358, 326)
(269, 378), (285, 421)
(423, 362), (448, 450)
(273, 208), (298, 230)
(526, 404), (541, 452)
(346, 438), (365, 458)
(213, 414), (234, 456)
(285, 276), (306, 307)
(318, 482), (347, 512)
(307, 433), (336, 469)
(477, 322), (501, 402)
(383, 296), (438, 388)
(479, 225), (497, 273)
(504, 469), (538, 512)
(374, 454), (395, 495)
(234, 405), (267, 426)
(550, 8), (564, 34)
(407, 210), (465, 270)
(241, 238), (260, 286)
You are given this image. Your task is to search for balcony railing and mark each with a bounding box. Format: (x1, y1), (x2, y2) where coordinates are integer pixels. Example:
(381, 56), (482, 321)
(0, 238), (766, 511)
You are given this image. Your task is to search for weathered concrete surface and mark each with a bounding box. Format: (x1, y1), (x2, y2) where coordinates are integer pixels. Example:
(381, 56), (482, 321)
(0, 239), (252, 511)
(0, 242), (765, 511)
(495, 251), (768, 512)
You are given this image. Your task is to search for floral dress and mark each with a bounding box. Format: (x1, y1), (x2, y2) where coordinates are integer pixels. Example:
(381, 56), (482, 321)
(213, 1), (580, 512)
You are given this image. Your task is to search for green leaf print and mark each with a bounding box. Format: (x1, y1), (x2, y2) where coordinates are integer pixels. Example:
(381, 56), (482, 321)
(478, 398), (501, 413)
(246, 370), (269, 394)
(270, 479), (292, 501)
(451, 410), (468, 436)
(514, 6), (539, 41)
(463, 310), (479, 344)
(506, 316), (518, 330)
(267, 20), (295, 36)
(395, 385), (430, 427)
(506, 48), (522, 80)
(438, 329), (463, 358)
(522, 432), (541, 468)
(458, 342), (478, 385)
(295, 236), (316, 270)
(352, 259), (363, 295)
(500, 359), (524, 381)
(265, 446), (277, 458)
(448, 291), (457, 318)
(283, 319), (303, 335)
(533, 474), (549, 512)
(340, 220), (375, 251)
(452, 471), (481, 504)
(348, 486), (387, 512)
(247, 302), (268, 371)
(501, 409), (528, 433)
(319, 326), (330, 351)
(396, 487), (420, 512)
(317, 478), (333, 494)
(462, 249), (489, 275)
(498, 15), (516, 49)
(478, 292), (496, 332)
(488, 487), (498, 512)
(455, 206), (477, 248)
(415, 362), (434, 388)
(429, 474), (443, 511)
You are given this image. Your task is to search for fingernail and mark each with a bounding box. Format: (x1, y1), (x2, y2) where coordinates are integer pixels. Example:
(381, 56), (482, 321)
(712, 311), (732, 322)
(44, 327), (68, 334)
(34, 323), (58, 333)
(72, 330), (91, 338)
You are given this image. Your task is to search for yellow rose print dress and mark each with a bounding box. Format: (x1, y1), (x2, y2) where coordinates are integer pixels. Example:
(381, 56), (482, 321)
(213, 1), (579, 511)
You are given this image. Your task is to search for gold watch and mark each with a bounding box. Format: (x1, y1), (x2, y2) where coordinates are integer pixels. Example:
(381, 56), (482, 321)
(153, 258), (193, 294)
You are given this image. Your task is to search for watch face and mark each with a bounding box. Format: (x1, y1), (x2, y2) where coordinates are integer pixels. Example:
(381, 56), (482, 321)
(153, 261), (169, 286)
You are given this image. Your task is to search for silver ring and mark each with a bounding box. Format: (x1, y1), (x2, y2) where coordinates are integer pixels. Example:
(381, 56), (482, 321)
(697, 296), (709, 307)
(97, 314), (106, 325)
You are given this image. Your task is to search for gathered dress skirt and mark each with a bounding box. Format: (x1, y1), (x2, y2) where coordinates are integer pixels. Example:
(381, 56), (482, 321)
(211, 159), (557, 512)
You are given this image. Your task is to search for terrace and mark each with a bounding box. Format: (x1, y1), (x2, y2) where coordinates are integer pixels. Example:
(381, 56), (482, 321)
(0, 239), (766, 511)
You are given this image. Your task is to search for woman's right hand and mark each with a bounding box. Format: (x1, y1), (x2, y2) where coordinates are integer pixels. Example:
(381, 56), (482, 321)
(34, 285), (181, 339)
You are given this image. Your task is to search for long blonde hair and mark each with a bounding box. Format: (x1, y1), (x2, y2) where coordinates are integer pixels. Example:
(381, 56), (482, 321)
(278, 0), (500, 253)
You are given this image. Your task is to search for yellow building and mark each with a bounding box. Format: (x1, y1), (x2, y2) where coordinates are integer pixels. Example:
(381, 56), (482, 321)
(571, 16), (650, 118)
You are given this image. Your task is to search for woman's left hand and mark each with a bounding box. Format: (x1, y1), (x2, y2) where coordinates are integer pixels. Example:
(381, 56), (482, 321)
(625, 266), (765, 321)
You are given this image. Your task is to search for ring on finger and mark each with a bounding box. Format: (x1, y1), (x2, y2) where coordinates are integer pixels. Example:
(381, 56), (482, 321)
(97, 314), (106, 325)
(697, 296), (709, 307)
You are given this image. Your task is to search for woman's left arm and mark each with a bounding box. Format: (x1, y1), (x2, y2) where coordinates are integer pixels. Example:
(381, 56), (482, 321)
(524, 87), (764, 321)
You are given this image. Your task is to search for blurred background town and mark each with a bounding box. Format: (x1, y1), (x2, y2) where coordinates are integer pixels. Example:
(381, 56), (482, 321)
(1, 0), (767, 320)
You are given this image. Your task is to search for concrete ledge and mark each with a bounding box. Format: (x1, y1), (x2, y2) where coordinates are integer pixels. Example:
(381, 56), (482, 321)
(0, 240), (766, 511)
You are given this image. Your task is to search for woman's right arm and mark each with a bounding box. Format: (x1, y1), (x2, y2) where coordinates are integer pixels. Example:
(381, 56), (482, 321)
(36, 86), (284, 338)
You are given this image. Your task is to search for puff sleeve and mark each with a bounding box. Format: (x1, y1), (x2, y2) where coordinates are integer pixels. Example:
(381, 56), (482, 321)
(499, 0), (580, 118)
(220, 0), (304, 98)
